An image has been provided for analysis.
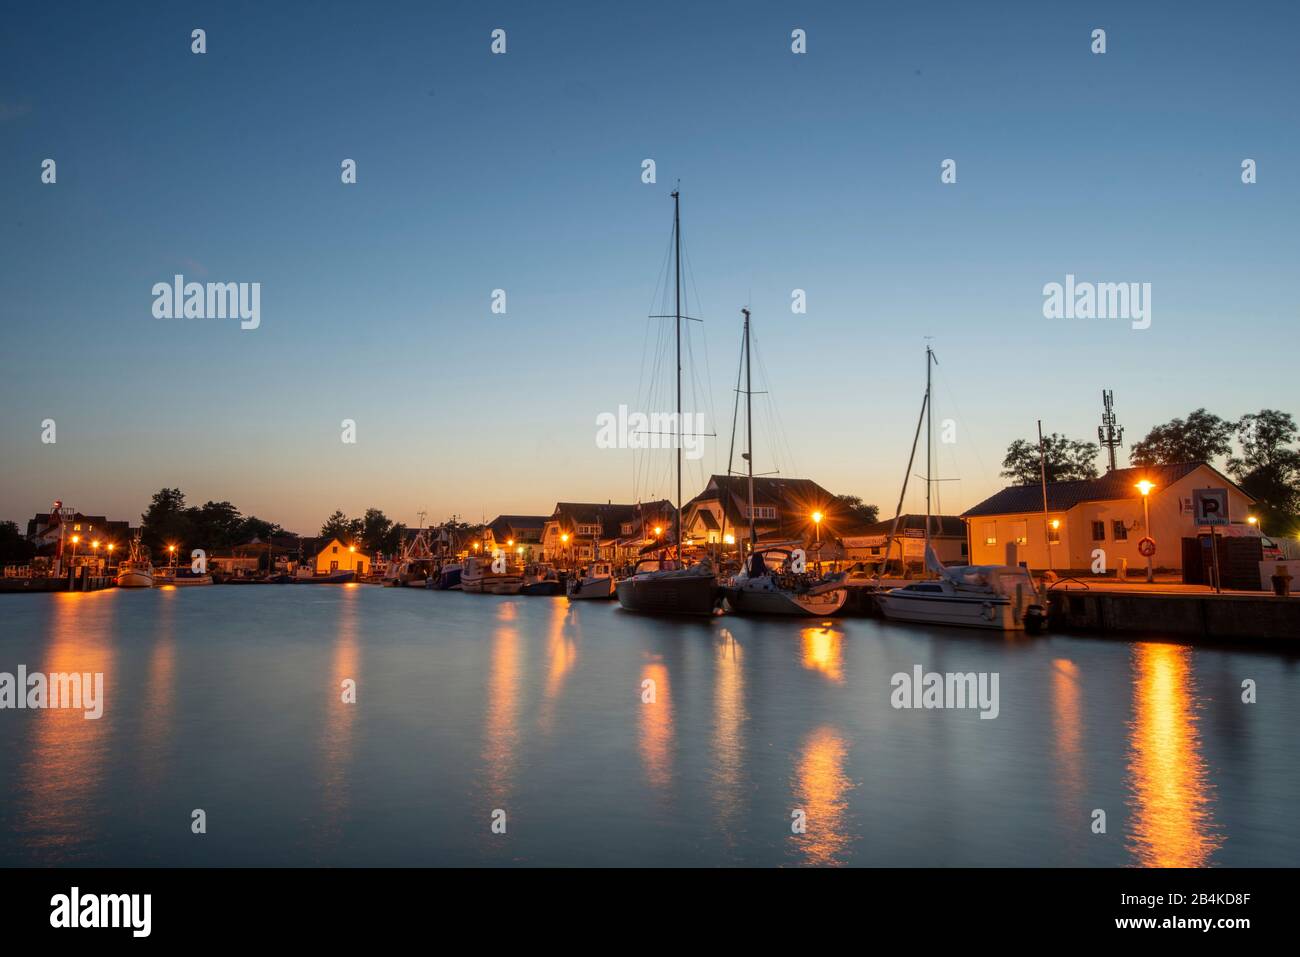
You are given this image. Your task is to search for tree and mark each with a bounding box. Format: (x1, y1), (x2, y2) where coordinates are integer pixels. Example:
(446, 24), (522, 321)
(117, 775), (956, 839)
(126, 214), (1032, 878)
(1001, 434), (1099, 485)
(1129, 408), (1234, 467)
(320, 510), (362, 544)
(832, 495), (880, 525)
(0, 520), (35, 566)
(1228, 410), (1300, 535)
(359, 508), (404, 555)
(237, 515), (282, 542)
(185, 500), (243, 549)
(140, 488), (194, 553)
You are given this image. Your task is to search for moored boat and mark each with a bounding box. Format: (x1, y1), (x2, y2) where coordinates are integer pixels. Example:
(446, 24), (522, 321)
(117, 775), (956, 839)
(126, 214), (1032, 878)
(567, 561), (616, 600)
(460, 555), (522, 594)
(723, 548), (847, 617)
(876, 556), (1046, 632)
(115, 533), (154, 588)
(616, 558), (720, 616)
(615, 190), (719, 617)
(521, 563), (564, 596)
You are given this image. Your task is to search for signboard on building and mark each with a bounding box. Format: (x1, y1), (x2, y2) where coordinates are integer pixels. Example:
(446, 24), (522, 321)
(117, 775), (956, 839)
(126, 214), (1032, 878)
(1191, 488), (1230, 527)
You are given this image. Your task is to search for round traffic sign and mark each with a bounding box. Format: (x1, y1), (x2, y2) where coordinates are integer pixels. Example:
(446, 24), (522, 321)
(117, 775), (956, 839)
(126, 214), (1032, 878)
(1137, 537), (1156, 558)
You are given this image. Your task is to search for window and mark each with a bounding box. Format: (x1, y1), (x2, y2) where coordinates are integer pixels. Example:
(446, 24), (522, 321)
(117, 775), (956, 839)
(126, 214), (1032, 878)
(1047, 524), (1061, 544)
(744, 506), (777, 521)
(621, 522), (634, 536)
(332, 545), (339, 554)
(1112, 521), (1128, 541)
(982, 523), (996, 546)
(1010, 521), (1028, 545)
(960, 542), (968, 557)
(577, 524), (601, 536)
(1091, 521), (1105, 541)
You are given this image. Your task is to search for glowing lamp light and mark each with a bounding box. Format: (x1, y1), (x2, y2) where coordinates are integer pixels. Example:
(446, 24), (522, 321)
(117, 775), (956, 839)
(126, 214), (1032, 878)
(723, 533), (735, 545)
(654, 526), (663, 537)
(1050, 519), (1060, 530)
(1136, 480), (1155, 497)
(348, 545), (356, 553)
(507, 539), (513, 547)
(560, 533), (569, 543)
(71, 535), (80, 544)
(107, 544), (115, 553)
(812, 511), (823, 524)
(1247, 516), (1258, 525)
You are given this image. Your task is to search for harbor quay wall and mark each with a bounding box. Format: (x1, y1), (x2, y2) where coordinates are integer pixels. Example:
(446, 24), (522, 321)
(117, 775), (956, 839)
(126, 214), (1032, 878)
(1048, 590), (1300, 641)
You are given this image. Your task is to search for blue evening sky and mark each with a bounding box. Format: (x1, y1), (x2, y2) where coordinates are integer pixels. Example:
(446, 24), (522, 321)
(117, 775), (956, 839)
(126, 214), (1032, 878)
(2, 1), (1296, 533)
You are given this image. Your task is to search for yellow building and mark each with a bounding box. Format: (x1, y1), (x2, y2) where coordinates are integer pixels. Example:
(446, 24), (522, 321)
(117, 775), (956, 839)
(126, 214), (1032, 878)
(313, 537), (368, 575)
(962, 462), (1256, 575)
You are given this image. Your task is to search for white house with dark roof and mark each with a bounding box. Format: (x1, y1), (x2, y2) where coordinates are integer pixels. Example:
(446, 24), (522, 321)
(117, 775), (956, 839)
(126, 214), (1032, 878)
(961, 462), (1257, 574)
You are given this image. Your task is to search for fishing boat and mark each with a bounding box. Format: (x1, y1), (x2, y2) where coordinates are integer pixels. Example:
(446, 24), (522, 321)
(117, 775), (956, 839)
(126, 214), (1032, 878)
(154, 567), (214, 587)
(873, 346), (1046, 633)
(566, 561), (616, 600)
(427, 561), (462, 590)
(114, 533), (154, 588)
(521, 563), (564, 596)
(615, 190), (719, 617)
(291, 568), (356, 584)
(718, 307), (848, 617)
(460, 554), (522, 594)
(383, 520), (436, 587)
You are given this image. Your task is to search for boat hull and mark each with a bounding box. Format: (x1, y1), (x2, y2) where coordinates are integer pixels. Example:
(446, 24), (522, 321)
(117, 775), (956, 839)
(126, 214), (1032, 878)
(876, 591), (1022, 630)
(724, 582), (848, 617)
(616, 572), (719, 616)
(568, 577), (616, 600)
(160, 575), (213, 587)
(521, 581), (564, 596)
(115, 570), (154, 588)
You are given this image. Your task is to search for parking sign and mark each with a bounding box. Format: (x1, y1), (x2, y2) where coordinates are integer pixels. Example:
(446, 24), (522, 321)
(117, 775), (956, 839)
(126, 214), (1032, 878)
(1192, 488), (1230, 526)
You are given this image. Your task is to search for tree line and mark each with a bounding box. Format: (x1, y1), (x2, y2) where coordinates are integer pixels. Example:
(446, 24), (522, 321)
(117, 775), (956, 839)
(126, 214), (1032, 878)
(1000, 407), (1299, 537)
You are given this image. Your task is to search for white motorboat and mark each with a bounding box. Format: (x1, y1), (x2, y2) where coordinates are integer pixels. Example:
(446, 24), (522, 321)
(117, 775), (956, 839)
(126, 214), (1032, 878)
(114, 533), (154, 588)
(876, 554), (1046, 632)
(567, 561), (616, 600)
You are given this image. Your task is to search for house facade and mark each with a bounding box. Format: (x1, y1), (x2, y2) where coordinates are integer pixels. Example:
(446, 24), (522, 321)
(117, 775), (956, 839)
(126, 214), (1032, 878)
(482, 515), (548, 563)
(540, 501), (675, 566)
(313, 537), (369, 575)
(962, 462), (1257, 574)
(840, 514), (968, 568)
(681, 476), (838, 554)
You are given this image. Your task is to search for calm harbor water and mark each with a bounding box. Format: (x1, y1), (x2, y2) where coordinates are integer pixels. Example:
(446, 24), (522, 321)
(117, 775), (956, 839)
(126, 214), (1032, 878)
(1, 585), (1297, 867)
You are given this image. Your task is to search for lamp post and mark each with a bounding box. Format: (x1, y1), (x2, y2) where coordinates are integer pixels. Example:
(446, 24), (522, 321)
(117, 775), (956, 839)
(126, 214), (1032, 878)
(1136, 480), (1155, 583)
(70, 535), (80, 569)
(812, 511), (823, 574)
(106, 543), (115, 571)
(91, 540), (100, 574)
(560, 532), (570, 572)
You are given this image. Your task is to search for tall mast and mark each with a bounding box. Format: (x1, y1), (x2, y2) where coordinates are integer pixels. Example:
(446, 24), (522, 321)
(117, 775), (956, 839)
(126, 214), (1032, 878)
(672, 189), (683, 553)
(925, 344), (933, 550)
(742, 308), (756, 549)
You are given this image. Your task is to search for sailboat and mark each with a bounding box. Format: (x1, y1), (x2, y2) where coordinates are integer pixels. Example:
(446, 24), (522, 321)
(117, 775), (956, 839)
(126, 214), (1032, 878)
(114, 531), (154, 588)
(721, 308), (847, 616)
(874, 346), (1047, 633)
(616, 190), (720, 616)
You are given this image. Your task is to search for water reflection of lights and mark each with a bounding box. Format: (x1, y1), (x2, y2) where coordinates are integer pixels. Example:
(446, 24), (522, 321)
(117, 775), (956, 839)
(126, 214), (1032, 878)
(1126, 643), (1222, 867)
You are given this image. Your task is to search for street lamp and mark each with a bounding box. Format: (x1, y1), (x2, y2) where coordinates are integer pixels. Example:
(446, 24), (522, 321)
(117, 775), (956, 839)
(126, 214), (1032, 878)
(1136, 480), (1155, 583)
(560, 532), (570, 571)
(91, 540), (100, 573)
(71, 535), (80, 567)
(107, 543), (115, 570)
(812, 511), (823, 573)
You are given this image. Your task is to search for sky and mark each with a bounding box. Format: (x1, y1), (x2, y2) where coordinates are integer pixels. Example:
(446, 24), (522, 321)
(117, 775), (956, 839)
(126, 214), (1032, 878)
(2, 1), (1297, 535)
